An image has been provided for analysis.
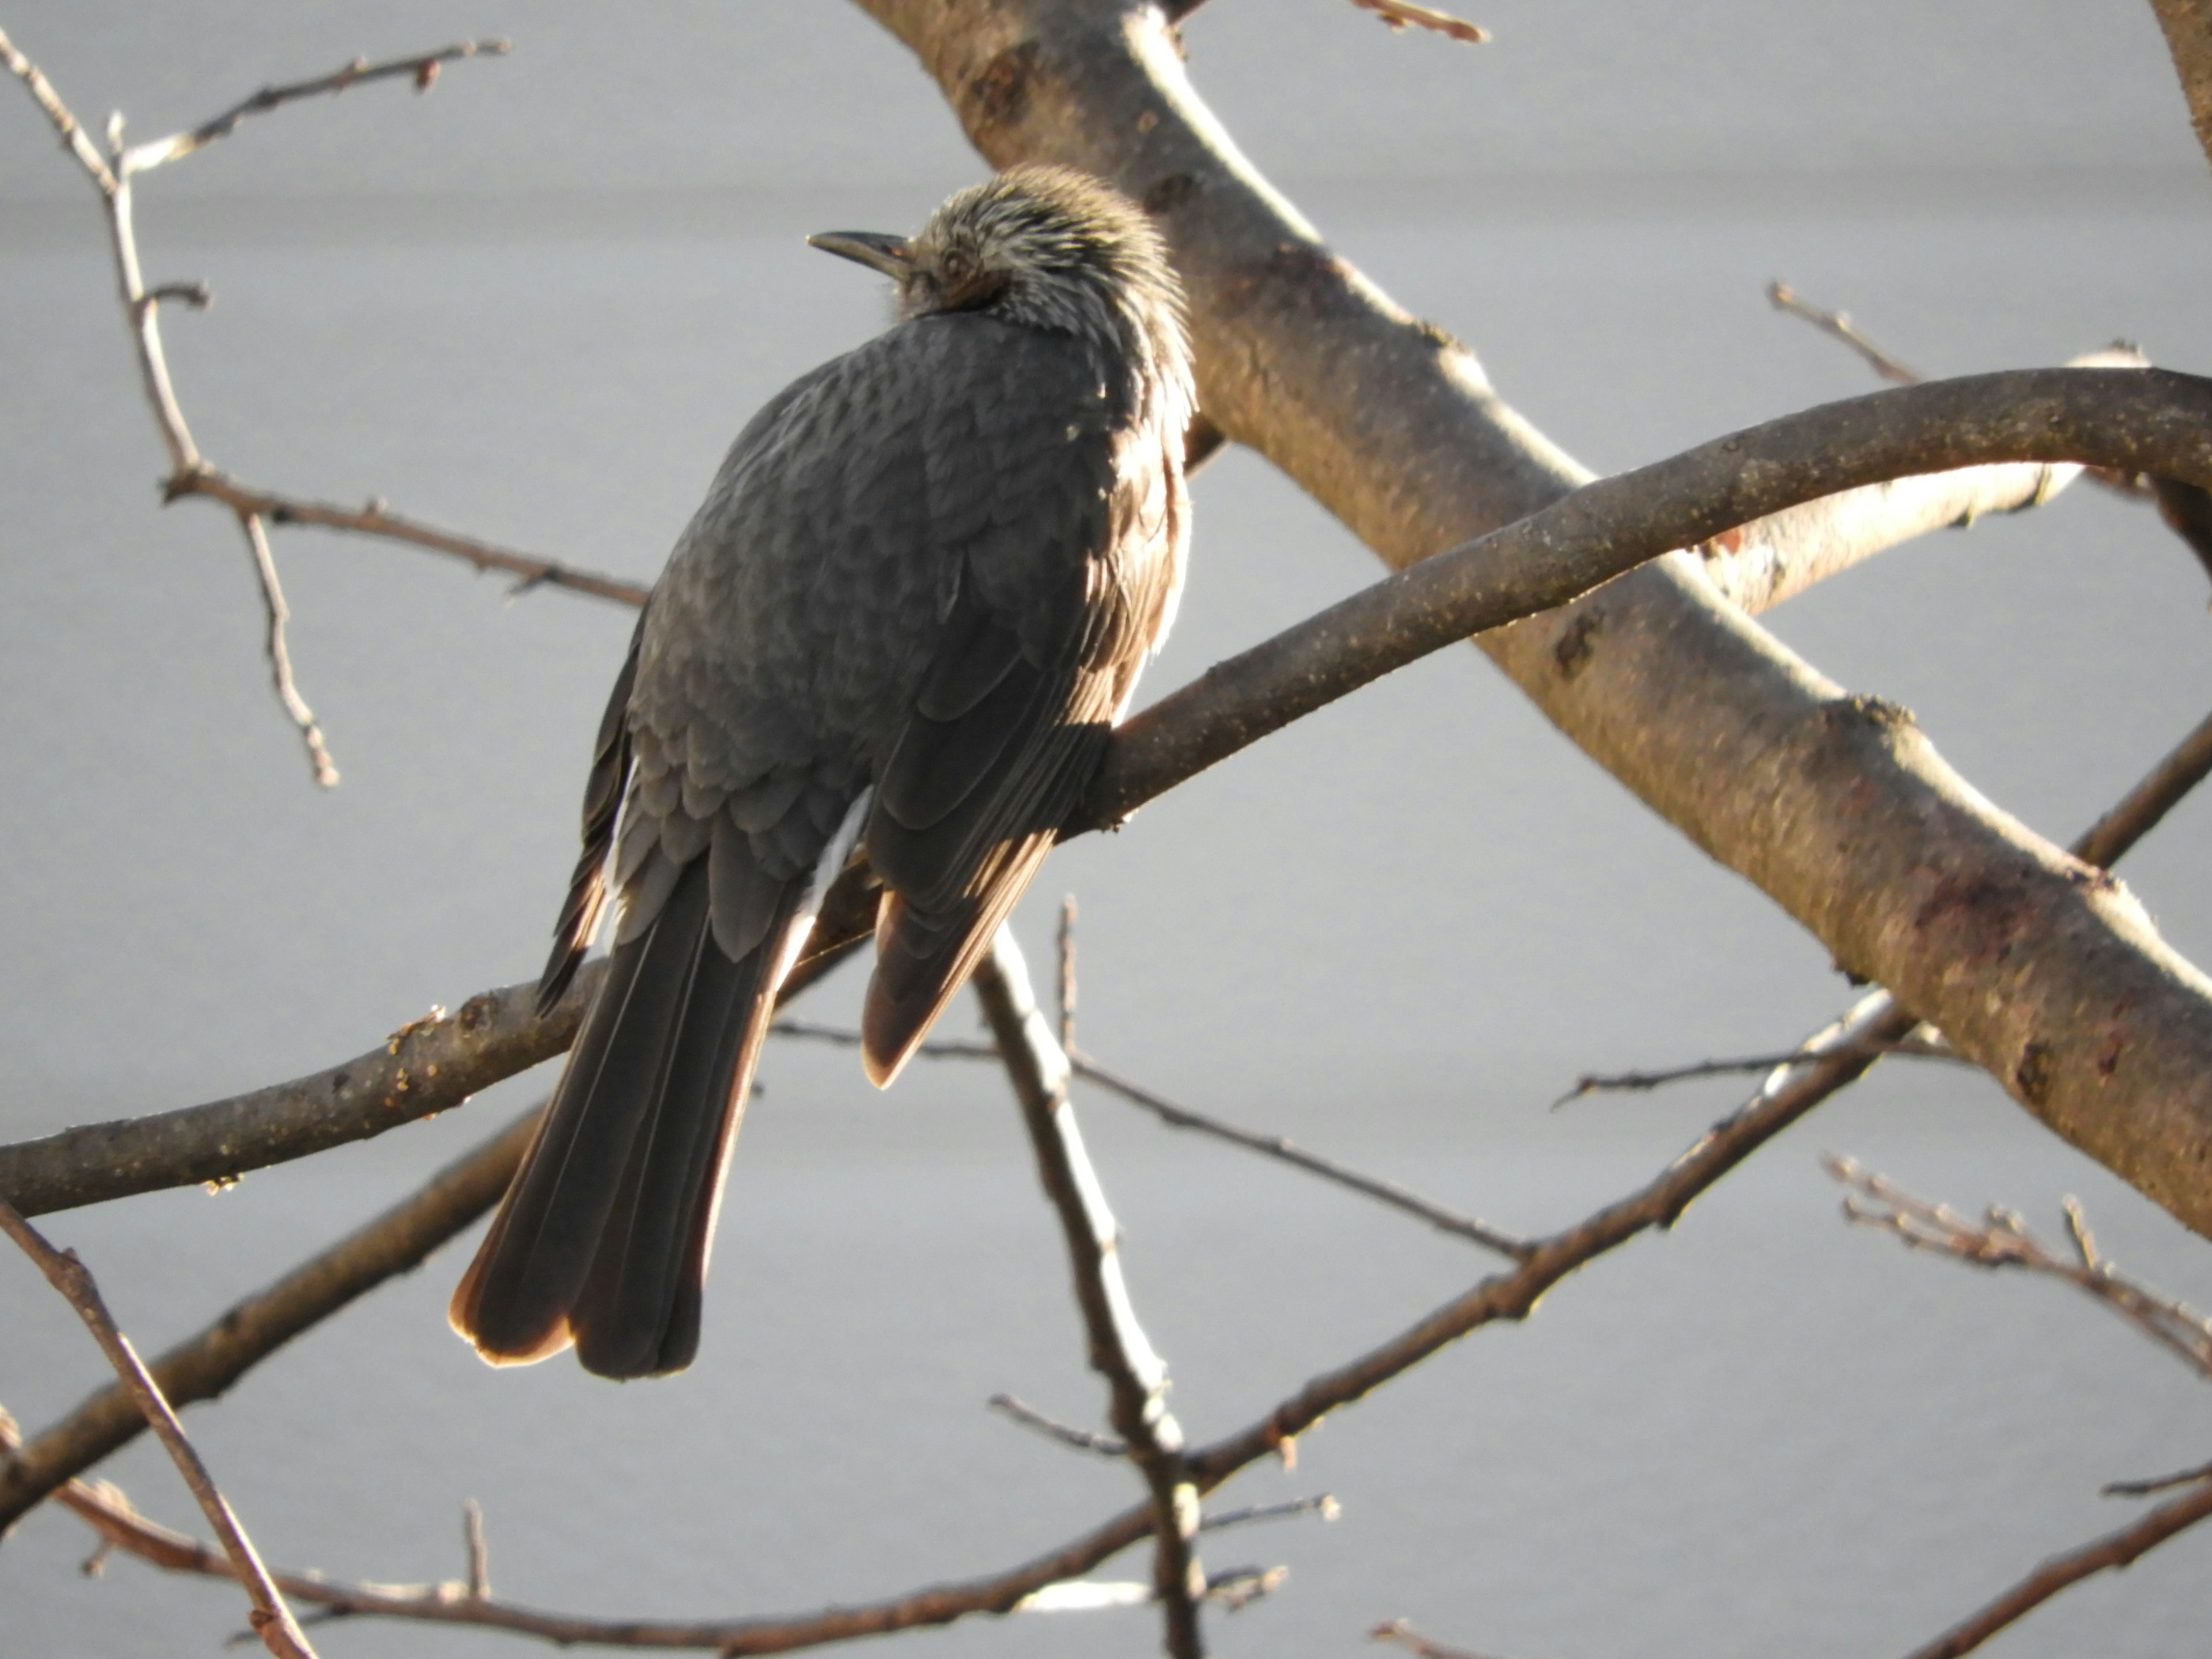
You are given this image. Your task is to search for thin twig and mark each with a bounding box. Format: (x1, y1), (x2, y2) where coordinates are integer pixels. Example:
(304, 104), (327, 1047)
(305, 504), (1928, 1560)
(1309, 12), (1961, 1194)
(0, 1203), (319, 1659)
(770, 1017), (997, 1059)
(1345, 0), (1489, 44)
(1767, 281), (1922, 384)
(1071, 1051), (1530, 1260)
(772, 1014), (1527, 1257)
(239, 510), (339, 785)
(171, 470), (650, 607)
(1902, 1478), (2212, 1659)
(1058, 895), (1079, 1055)
(988, 1393), (1127, 1457)
(1552, 1034), (1960, 1106)
(2104, 1457), (2212, 1498)
(118, 41), (509, 175)
(1202, 1565), (1287, 1611)
(1766, 280), (2161, 510)
(1829, 1160), (2212, 1379)
(0, 25), (117, 191)
(459, 1498), (491, 1599)
(1370, 1618), (1503, 1658)
(1199, 1494), (1339, 1532)
(972, 930), (1207, 1658)
(2, 33), (544, 785)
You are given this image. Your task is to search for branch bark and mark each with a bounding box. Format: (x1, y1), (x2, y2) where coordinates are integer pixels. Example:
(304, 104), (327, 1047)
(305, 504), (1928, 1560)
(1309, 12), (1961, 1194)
(0, 974), (590, 1217)
(2150, 0), (2212, 174)
(851, 0), (2212, 1240)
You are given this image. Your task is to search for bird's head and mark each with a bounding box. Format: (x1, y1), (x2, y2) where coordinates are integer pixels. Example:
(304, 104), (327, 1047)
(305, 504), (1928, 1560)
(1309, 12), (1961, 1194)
(809, 165), (1186, 358)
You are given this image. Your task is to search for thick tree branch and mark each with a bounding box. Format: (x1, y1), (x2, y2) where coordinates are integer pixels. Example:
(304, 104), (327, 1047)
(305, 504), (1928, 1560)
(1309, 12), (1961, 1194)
(1084, 363), (2212, 827)
(0, 1108), (537, 1532)
(2150, 0), (2212, 174)
(0, 974), (592, 1217)
(0, 911), (875, 1219)
(853, 0), (2212, 1241)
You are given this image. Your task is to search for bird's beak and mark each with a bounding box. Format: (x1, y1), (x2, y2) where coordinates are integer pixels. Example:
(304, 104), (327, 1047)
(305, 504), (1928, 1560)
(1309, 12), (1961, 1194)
(806, 230), (914, 280)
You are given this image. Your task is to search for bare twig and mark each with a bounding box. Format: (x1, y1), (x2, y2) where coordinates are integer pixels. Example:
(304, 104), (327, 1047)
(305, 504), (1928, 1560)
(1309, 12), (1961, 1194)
(1768, 280), (1922, 384)
(770, 1017), (997, 1059)
(1058, 895), (1080, 1054)
(1370, 1617), (1502, 1658)
(1552, 1033), (1960, 1106)
(972, 929), (1206, 1657)
(0, 1204), (319, 1659)
(1071, 1051), (1530, 1259)
(0, 25), (116, 190)
(170, 470), (651, 607)
(772, 1014), (1525, 1257)
(1202, 1564), (1286, 1610)
(0, 32), (566, 783)
(1902, 1478), (2212, 1659)
(1830, 1160), (2212, 1379)
(118, 41), (508, 174)
(1200, 1494), (1338, 1532)
(0, 1106), (537, 1530)
(463, 1499), (491, 1601)
(240, 510), (339, 784)
(2104, 1457), (2212, 1498)
(988, 1393), (1127, 1457)
(1765, 281), (2167, 517)
(1345, 0), (1488, 44)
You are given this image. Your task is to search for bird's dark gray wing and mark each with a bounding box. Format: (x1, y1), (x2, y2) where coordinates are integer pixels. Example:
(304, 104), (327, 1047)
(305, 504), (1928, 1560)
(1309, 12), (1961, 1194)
(859, 316), (1185, 1081)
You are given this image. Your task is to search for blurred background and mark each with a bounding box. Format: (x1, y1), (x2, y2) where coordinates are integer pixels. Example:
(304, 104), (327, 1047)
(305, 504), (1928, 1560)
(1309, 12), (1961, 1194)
(3, 3), (2211, 1654)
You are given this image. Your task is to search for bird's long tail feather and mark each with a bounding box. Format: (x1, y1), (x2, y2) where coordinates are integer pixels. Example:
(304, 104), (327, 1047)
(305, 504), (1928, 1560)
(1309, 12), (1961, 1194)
(450, 857), (802, 1377)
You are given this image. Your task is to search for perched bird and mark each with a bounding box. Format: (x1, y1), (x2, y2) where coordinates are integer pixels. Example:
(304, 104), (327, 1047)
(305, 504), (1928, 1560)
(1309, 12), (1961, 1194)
(449, 166), (1194, 1378)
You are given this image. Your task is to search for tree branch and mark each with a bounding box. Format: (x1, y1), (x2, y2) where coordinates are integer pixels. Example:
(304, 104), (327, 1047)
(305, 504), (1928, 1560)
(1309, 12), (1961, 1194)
(1830, 1160), (2212, 1380)
(1343, 1), (1487, 45)
(972, 929), (1206, 1656)
(2149, 0), (2212, 175)
(1902, 1475), (2212, 1659)
(0, 1206), (320, 1658)
(169, 469), (650, 608)
(0, 973), (592, 1217)
(116, 41), (508, 175)
(0, 32), (573, 783)
(1080, 362), (2212, 830)
(0, 1107), (538, 1531)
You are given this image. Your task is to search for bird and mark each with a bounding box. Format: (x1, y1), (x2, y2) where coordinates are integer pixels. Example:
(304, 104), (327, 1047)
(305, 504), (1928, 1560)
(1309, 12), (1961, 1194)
(448, 165), (1195, 1380)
